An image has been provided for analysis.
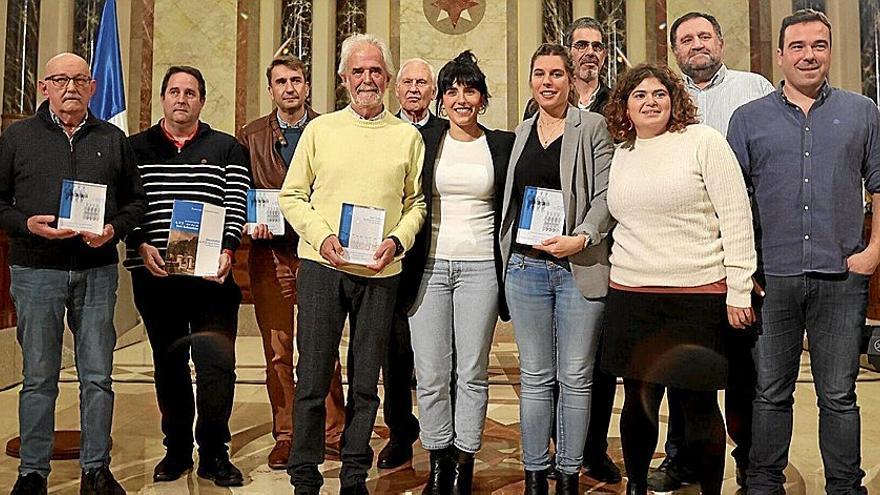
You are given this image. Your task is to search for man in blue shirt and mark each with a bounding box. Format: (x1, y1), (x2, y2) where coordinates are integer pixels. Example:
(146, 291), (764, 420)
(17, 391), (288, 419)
(728, 9), (880, 494)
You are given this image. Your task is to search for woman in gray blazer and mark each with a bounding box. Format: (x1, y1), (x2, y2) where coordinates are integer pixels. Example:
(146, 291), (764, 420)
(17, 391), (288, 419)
(499, 43), (614, 495)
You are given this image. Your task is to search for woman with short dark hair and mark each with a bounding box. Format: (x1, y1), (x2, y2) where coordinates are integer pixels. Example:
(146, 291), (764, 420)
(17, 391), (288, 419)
(601, 63), (756, 495)
(401, 50), (514, 495)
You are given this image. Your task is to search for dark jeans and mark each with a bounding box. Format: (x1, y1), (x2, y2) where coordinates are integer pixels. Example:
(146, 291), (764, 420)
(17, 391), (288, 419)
(620, 379), (725, 494)
(383, 307), (419, 444)
(664, 326), (756, 468)
(289, 261), (400, 490)
(748, 273), (868, 494)
(131, 268), (241, 459)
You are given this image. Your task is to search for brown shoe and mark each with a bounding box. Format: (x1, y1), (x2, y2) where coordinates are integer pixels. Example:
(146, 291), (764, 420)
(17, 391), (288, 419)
(268, 440), (291, 470)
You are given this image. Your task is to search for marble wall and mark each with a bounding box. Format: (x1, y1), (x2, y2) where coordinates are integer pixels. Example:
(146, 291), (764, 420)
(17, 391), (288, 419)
(861, 0), (879, 104)
(73, 0), (105, 64)
(335, 0), (367, 110)
(399, 0), (512, 130)
(281, 0), (314, 83)
(597, 0), (627, 86)
(2, 0), (40, 127)
(666, 0), (752, 73)
(543, 0), (573, 44)
(151, 0), (237, 133)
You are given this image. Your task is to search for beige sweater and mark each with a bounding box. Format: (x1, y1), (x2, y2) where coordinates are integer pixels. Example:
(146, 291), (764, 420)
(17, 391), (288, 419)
(607, 124), (756, 307)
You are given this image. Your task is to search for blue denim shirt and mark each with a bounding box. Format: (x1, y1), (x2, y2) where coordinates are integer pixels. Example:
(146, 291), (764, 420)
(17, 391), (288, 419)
(727, 83), (880, 276)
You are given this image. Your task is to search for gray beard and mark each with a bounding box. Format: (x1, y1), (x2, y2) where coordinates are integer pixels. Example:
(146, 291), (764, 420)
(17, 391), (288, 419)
(681, 60), (722, 84)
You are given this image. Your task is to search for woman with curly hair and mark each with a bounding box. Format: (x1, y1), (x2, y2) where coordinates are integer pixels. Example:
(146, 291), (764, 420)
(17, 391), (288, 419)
(601, 63), (756, 495)
(499, 43), (614, 495)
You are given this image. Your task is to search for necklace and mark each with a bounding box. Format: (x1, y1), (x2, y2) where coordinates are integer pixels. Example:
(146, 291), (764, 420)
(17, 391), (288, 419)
(537, 117), (565, 147)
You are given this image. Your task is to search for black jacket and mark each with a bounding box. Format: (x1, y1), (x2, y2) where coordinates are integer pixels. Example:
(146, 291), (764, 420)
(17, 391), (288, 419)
(398, 118), (515, 320)
(0, 101), (147, 269)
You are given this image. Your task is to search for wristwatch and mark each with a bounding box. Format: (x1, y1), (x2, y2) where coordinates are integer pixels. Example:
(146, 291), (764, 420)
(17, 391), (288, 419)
(389, 236), (404, 256)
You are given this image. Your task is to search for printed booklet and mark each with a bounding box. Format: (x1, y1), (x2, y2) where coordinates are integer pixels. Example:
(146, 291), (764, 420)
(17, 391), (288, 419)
(245, 189), (285, 236)
(516, 186), (565, 245)
(165, 200), (226, 276)
(338, 202), (385, 265)
(58, 179), (107, 234)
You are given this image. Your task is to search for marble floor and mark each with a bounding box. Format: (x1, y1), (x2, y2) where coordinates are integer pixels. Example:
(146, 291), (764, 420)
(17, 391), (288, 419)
(1, 320), (880, 494)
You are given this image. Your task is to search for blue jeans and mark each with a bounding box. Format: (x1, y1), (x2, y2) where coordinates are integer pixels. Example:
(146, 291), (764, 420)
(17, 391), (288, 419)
(505, 253), (603, 475)
(10, 265), (118, 476)
(408, 258), (498, 453)
(749, 273), (868, 494)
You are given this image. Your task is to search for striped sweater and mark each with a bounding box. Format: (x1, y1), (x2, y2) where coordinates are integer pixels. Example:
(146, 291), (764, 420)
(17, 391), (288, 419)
(124, 121), (251, 270)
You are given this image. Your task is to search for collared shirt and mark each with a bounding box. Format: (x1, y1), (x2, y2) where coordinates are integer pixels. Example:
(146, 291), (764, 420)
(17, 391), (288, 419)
(346, 104), (386, 122)
(159, 118), (198, 152)
(728, 82), (880, 276)
(276, 109), (308, 129)
(684, 65), (775, 136)
(49, 110), (87, 144)
(398, 109), (431, 128)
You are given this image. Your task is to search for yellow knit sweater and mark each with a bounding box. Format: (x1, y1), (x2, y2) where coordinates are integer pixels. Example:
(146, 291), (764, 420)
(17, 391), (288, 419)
(607, 124), (756, 307)
(279, 109), (426, 278)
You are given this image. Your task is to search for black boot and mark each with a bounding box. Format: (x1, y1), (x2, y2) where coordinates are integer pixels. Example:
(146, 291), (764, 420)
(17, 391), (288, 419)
(554, 472), (579, 495)
(451, 448), (475, 495)
(422, 448), (454, 495)
(524, 469), (549, 495)
(626, 482), (647, 495)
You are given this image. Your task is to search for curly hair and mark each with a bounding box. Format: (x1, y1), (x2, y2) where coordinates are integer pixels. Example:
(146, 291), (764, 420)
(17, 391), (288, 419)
(604, 63), (698, 146)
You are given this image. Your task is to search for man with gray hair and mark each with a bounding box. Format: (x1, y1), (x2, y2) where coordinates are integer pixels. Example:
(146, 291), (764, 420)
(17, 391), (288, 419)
(524, 17), (611, 120)
(280, 33), (426, 494)
(375, 57), (439, 470)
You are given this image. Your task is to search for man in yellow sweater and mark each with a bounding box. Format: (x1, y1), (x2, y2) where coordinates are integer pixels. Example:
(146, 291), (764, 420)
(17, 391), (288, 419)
(279, 33), (425, 495)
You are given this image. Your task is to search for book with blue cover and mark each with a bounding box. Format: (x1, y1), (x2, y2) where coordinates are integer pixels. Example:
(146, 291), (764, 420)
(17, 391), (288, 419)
(338, 202), (385, 265)
(58, 179), (107, 234)
(516, 186), (564, 245)
(245, 189), (284, 236)
(165, 200), (226, 276)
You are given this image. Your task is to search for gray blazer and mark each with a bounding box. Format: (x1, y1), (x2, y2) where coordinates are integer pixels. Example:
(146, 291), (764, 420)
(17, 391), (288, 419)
(499, 105), (615, 298)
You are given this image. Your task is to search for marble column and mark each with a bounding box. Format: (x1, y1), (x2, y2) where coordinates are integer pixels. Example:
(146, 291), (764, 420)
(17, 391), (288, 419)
(335, 0), (366, 109)
(2, 0), (40, 131)
(543, 0), (573, 44)
(644, 0), (666, 65)
(862, 0), (880, 104)
(281, 0), (313, 83)
(597, 0), (627, 87)
(73, 0), (105, 65)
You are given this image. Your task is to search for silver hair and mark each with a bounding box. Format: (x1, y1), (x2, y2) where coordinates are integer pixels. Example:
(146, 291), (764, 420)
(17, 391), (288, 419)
(337, 33), (396, 80)
(396, 58), (436, 86)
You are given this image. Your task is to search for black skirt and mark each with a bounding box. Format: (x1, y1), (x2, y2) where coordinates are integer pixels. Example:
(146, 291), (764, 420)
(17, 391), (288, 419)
(600, 288), (729, 391)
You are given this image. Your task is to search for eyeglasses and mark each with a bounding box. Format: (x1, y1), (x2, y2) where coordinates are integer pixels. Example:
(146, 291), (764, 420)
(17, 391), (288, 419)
(570, 40), (606, 52)
(44, 75), (91, 88)
(399, 79), (430, 89)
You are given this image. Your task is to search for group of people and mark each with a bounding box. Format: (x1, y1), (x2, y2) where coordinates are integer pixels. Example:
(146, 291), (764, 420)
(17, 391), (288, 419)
(0, 6), (876, 495)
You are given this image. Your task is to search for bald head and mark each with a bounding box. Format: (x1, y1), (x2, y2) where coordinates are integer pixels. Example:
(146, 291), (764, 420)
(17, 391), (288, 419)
(44, 52), (90, 78)
(39, 52), (95, 122)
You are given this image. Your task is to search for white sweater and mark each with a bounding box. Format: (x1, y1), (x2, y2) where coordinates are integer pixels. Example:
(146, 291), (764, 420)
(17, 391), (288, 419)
(607, 124), (756, 307)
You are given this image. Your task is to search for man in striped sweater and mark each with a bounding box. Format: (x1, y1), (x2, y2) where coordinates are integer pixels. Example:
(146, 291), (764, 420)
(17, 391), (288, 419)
(125, 66), (251, 487)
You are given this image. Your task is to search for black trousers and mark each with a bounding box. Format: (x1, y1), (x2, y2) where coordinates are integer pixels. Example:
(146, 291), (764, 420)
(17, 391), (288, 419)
(621, 379), (725, 494)
(131, 268), (241, 459)
(584, 364), (618, 461)
(665, 327), (757, 468)
(289, 261), (400, 490)
(383, 307), (420, 444)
